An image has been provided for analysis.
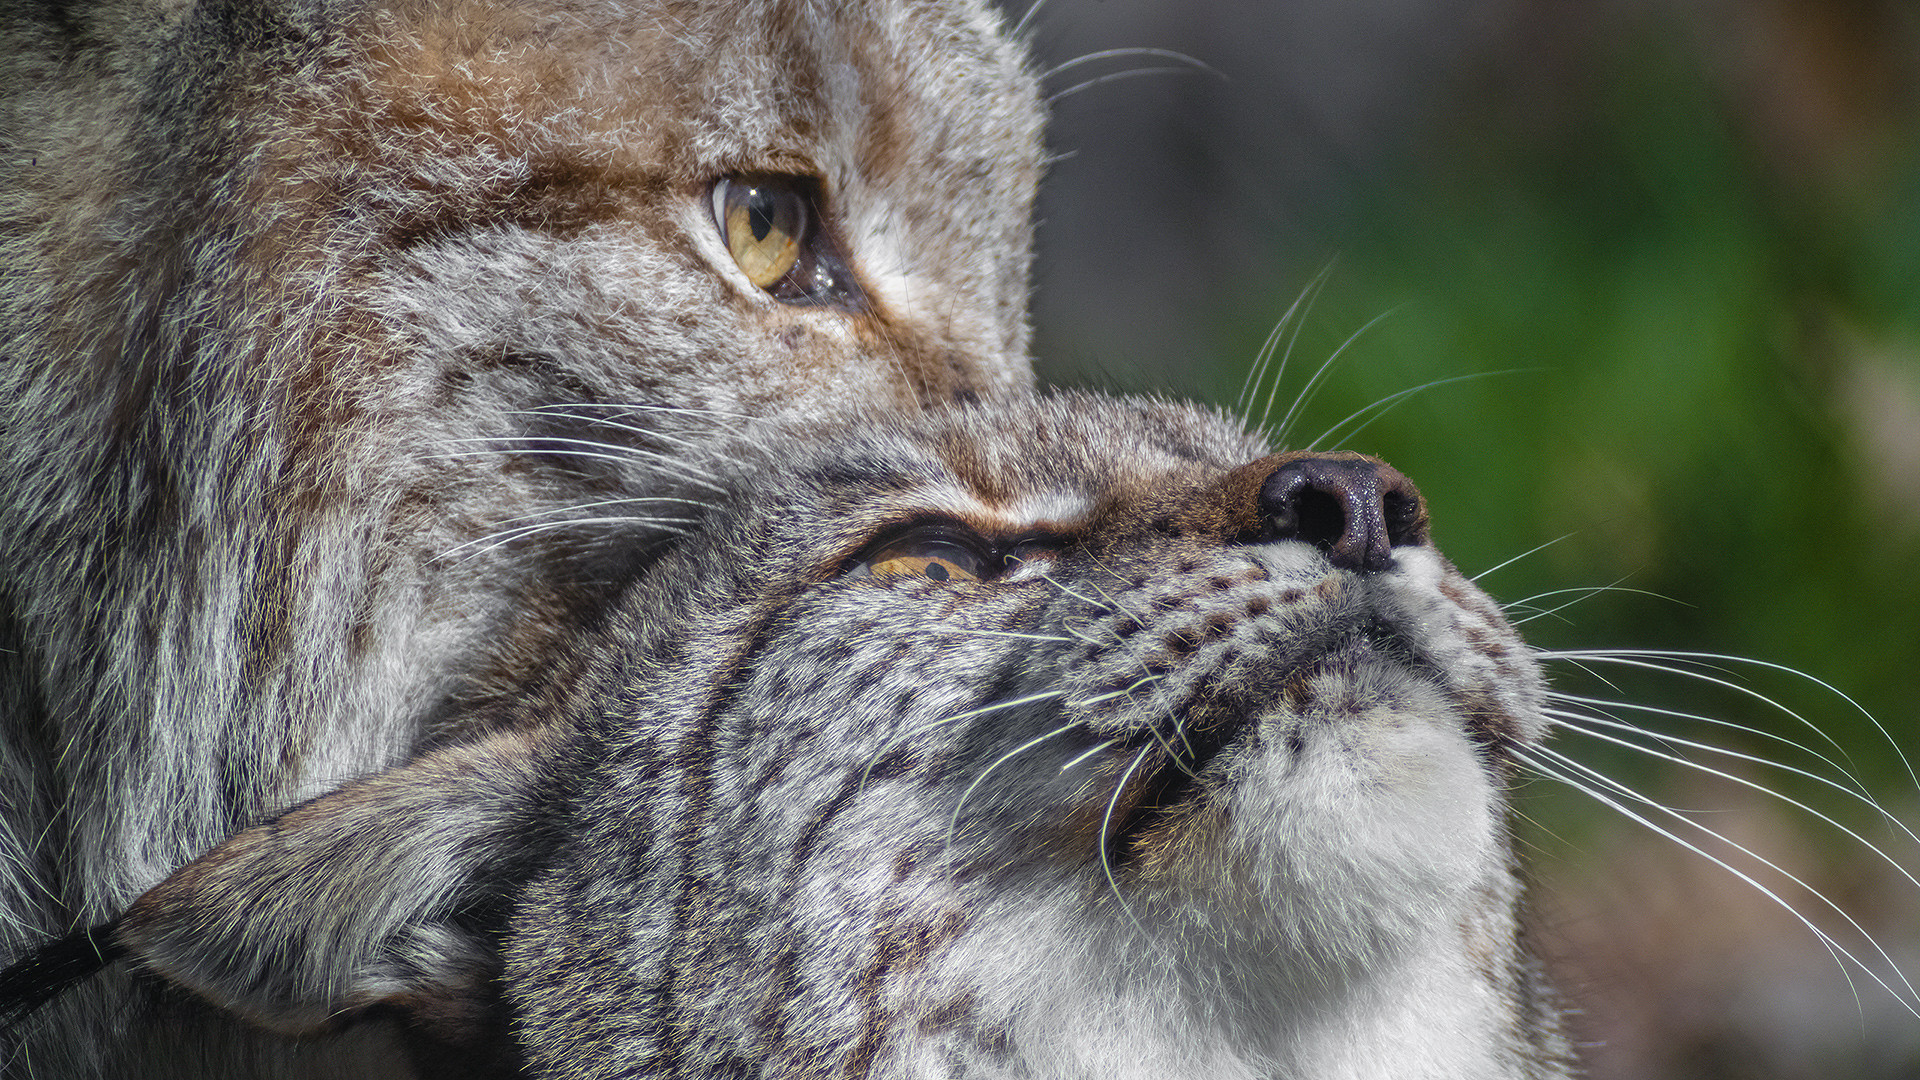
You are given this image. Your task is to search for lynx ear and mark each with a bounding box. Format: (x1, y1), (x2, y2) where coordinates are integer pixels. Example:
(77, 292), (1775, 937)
(114, 728), (553, 1036)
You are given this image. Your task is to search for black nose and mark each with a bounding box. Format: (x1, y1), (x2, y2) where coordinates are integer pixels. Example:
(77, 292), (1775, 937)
(1257, 454), (1428, 573)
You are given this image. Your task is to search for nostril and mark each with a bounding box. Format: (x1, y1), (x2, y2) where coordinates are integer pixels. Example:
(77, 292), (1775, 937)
(1265, 479), (1347, 555)
(1383, 490), (1424, 549)
(1257, 455), (1427, 573)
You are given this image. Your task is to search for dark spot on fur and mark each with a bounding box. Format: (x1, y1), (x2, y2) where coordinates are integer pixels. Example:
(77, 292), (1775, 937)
(917, 991), (978, 1032)
(864, 746), (920, 785)
(891, 848), (921, 882)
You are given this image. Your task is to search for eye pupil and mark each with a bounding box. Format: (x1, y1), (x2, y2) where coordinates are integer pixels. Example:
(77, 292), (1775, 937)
(746, 188), (776, 242)
(924, 561), (950, 582)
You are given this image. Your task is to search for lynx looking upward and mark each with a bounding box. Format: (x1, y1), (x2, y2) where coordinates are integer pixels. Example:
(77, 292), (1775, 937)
(71, 393), (1578, 1078)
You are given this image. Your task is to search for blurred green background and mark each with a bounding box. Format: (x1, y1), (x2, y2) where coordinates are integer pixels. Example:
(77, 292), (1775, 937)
(1014, 0), (1920, 1075)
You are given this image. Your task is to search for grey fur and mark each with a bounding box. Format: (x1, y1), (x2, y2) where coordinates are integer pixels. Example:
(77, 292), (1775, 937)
(109, 393), (1576, 1078)
(0, 0), (1041, 1074)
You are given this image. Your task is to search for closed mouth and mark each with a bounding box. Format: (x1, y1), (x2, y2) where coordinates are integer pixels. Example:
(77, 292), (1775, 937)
(1102, 711), (1246, 868)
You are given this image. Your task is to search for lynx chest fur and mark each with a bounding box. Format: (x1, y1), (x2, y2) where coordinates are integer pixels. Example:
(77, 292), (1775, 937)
(108, 394), (1574, 1079)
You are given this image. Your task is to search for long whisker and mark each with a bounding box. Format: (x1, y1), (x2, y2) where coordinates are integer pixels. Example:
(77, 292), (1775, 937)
(437, 515), (696, 564)
(1270, 308), (1396, 448)
(945, 720), (1088, 855)
(1027, 566), (1116, 612)
(436, 437), (728, 491)
(476, 494), (714, 530)
(1067, 676), (1162, 709)
(505, 412), (726, 454)
(1508, 582), (1670, 626)
(1043, 48), (1216, 81)
(1011, 0), (1048, 38)
(1307, 370), (1532, 452)
(1059, 739), (1121, 774)
(1240, 265), (1331, 424)
(1550, 709), (1920, 880)
(520, 401), (755, 421)
(856, 691), (1069, 792)
(1472, 534), (1576, 583)
(1098, 744), (1156, 933)
(1046, 66), (1208, 105)
(1518, 745), (1920, 1016)
(1547, 693), (1872, 803)
(1539, 650), (1896, 781)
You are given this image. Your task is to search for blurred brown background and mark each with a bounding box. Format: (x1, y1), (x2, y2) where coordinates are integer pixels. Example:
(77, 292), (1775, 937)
(1006, 0), (1920, 1075)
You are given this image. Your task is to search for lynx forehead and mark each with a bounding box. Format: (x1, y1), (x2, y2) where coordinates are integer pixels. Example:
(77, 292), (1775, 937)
(107, 394), (1573, 1078)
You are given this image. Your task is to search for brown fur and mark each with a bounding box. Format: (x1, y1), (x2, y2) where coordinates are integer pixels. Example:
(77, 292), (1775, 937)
(0, 0), (1042, 1074)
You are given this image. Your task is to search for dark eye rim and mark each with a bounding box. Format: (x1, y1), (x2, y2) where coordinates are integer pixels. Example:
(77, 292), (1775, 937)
(840, 519), (1066, 585)
(843, 520), (995, 582)
(709, 173), (869, 313)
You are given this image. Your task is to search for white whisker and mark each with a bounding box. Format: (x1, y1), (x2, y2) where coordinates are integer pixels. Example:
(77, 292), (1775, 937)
(1518, 745), (1920, 1016)
(1508, 582), (1666, 626)
(1547, 691), (1867, 799)
(1029, 567), (1115, 612)
(1046, 66), (1207, 105)
(436, 436), (728, 491)
(945, 721), (1087, 856)
(1011, 0), (1048, 38)
(1059, 739), (1120, 774)
(856, 691), (1068, 792)
(1541, 649), (1908, 785)
(1550, 709), (1920, 885)
(1306, 370), (1529, 453)
(1042, 48), (1215, 82)
(436, 515), (695, 564)
(1098, 744), (1155, 933)
(1471, 534), (1576, 583)
(520, 401), (754, 421)
(1066, 676), (1161, 709)
(480, 494), (714, 529)
(1270, 308), (1396, 448)
(1243, 266), (1332, 432)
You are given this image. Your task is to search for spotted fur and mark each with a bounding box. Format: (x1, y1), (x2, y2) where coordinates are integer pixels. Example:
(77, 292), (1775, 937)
(93, 394), (1574, 1078)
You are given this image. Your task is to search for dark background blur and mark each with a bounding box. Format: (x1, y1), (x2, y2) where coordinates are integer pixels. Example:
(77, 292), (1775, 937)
(1004, 0), (1920, 1075)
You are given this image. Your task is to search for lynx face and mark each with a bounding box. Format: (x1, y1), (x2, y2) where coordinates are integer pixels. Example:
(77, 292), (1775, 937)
(112, 394), (1573, 1079)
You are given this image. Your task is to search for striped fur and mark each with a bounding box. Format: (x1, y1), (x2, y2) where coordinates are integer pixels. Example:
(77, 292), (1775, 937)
(102, 394), (1575, 1078)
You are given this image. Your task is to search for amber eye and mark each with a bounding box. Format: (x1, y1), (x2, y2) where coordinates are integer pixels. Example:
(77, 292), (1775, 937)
(709, 175), (867, 310)
(847, 529), (993, 583)
(713, 176), (806, 288)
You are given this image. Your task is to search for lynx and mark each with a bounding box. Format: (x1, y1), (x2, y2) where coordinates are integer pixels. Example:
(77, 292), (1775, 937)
(12, 392), (1578, 1078)
(0, 0), (1040, 1073)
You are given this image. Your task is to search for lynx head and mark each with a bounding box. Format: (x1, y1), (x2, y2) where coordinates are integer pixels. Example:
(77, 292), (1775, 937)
(106, 393), (1570, 1078)
(0, 0), (1046, 915)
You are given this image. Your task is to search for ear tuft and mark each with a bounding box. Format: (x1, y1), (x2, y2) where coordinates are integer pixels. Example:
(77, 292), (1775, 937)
(0, 924), (124, 1030)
